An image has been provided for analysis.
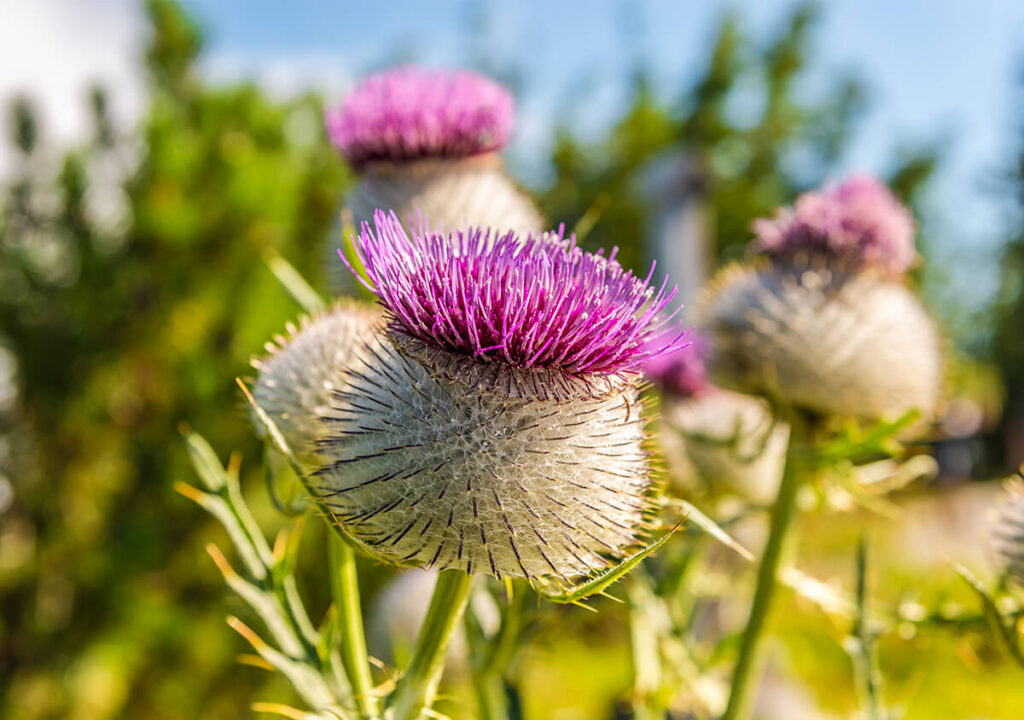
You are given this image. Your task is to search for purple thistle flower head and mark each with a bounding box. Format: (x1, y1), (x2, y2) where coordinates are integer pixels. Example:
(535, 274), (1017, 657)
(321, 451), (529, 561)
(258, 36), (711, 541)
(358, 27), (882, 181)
(643, 333), (709, 398)
(346, 210), (686, 377)
(752, 174), (916, 276)
(325, 66), (515, 168)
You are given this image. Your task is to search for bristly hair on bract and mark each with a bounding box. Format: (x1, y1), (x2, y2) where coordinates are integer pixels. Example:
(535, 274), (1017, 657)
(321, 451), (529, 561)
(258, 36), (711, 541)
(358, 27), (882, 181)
(752, 174), (916, 278)
(343, 210), (688, 377)
(325, 66), (515, 169)
(311, 211), (689, 583)
(250, 302), (383, 466)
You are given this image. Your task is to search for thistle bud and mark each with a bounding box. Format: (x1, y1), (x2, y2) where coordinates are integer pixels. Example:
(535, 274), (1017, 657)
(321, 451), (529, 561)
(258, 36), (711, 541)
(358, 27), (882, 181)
(325, 67), (543, 293)
(312, 211), (687, 582)
(251, 302), (383, 465)
(701, 176), (941, 421)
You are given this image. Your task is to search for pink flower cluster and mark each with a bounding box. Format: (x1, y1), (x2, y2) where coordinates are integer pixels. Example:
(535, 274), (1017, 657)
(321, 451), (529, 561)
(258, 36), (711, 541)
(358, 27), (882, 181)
(643, 334), (708, 398)
(326, 66), (515, 168)
(753, 174), (916, 276)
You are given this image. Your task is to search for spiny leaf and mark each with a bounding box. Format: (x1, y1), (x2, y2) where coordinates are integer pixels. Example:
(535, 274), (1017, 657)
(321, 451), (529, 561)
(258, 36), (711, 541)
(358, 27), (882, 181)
(540, 521), (684, 604)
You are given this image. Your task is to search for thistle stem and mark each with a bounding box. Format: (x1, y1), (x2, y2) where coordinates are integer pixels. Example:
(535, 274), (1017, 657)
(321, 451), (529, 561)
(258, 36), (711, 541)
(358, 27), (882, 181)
(329, 533), (378, 719)
(722, 412), (808, 720)
(388, 570), (474, 720)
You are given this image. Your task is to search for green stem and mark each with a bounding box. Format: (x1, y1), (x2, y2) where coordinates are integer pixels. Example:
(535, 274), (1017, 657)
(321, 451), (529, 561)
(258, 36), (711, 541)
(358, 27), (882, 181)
(388, 570), (474, 720)
(471, 669), (509, 720)
(852, 537), (886, 720)
(329, 534), (378, 719)
(722, 413), (808, 720)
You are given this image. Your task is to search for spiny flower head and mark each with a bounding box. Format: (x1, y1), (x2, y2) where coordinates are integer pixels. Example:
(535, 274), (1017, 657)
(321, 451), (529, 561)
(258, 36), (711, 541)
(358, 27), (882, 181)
(346, 210), (685, 377)
(700, 262), (941, 420)
(643, 333), (708, 398)
(752, 174), (916, 276)
(325, 66), (515, 168)
(995, 475), (1024, 585)
(313, 213), (689, 582)
(250, 303), (383, 464)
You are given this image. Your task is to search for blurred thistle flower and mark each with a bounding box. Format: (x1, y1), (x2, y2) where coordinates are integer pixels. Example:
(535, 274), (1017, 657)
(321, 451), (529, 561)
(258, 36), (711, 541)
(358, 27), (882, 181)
(700, 175), (941, 421)
(313, 211), (687, 582)
(753, 174), (916, 277)
(663, 389), (789, 504)
(251, 302), (383, 465)
(648, 334), (787, 502)
(701, 262), (941, 420)
(326, 66), (514, 168)
(324, 66), (543, 294)
(644, 333), (710, 399)
(994, 476), (1024, 585)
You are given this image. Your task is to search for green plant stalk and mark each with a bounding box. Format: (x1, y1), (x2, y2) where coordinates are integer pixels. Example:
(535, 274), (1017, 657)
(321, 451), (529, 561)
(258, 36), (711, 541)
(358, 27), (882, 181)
(329, 533), (378, 719)
(388, 570), (474, 720)
(852, 537), (886, 720)
(628, 571), (666, 720)
(470, 666), (509, 720)
(722, 413), (808, 720)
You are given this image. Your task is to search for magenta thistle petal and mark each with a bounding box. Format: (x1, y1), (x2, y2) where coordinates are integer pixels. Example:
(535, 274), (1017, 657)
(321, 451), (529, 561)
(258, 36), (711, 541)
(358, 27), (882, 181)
(752, 174), (916, 276)
(348, 210), (687, 376)
(643, 333), (708, 398)
(325, 66), (515, 168)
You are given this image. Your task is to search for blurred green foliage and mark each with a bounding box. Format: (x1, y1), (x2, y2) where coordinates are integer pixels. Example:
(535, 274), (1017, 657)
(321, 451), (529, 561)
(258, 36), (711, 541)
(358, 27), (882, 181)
(991, 70), (1024, 465)
(0, 1), (1017, 719)
(535, 5), (937, 273)
(0, 1), (348, 717)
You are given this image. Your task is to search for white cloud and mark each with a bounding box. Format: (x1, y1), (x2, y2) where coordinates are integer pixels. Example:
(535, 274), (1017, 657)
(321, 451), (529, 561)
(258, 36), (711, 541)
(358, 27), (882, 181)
(0, 0), (145, 179)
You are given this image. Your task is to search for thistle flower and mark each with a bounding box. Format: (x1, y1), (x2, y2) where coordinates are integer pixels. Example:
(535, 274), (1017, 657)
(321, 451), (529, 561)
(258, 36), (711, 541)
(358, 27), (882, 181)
(324, 67), (543, 294)
(251, 302), (383, 465)
(994, 477), (1024, 585)
(701, 176), (941, 421)
(701, 261), (941, 420)
(648, 335), (787, 502)
(326, 66), (514, 168)
(313, 211), (686, 582)
(644, 334), (710, 399)
(753, 174), (916, 277)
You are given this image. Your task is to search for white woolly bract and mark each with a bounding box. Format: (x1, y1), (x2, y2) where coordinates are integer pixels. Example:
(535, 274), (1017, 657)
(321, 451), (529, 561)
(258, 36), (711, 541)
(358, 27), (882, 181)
(251, 303), (383, 464)
(699, 261), (942, 421)
(995, 479), (1024, 585)
(314, 333), (656, 582)
(664, 389), (789, 504)
(326, 155), (544, 293)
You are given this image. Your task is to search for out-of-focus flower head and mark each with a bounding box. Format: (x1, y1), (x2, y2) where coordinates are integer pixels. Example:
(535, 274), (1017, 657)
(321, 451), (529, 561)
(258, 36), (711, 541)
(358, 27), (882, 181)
(995, 475), (1024, 585)
(312, 212), (688, 582)
(644, 333), (708, 399)
(325, 66), (515, 169)
(752, 174), (916, 277)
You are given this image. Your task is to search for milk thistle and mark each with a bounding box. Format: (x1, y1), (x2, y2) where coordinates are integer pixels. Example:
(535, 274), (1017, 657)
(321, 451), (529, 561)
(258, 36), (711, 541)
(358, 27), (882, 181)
(707, 176), (943, 720)
(325, 67), (543, 292)
(316, 210), (686, 583)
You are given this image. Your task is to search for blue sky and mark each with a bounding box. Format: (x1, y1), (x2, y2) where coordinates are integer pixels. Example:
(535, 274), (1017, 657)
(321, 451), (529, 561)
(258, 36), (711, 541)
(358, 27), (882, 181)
(177, 0), (1023, 332)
